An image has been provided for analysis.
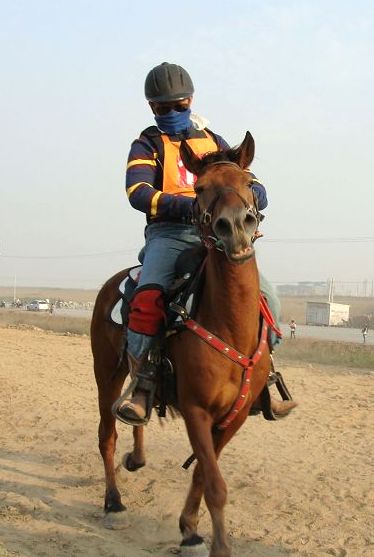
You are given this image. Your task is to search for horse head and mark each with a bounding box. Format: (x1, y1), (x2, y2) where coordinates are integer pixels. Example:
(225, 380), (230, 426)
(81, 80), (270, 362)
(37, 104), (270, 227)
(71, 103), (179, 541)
(180, 132), (260, 264)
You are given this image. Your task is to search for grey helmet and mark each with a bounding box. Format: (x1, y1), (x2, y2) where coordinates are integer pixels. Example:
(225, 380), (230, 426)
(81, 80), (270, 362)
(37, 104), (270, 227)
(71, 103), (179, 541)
(144, 62), (194, 102)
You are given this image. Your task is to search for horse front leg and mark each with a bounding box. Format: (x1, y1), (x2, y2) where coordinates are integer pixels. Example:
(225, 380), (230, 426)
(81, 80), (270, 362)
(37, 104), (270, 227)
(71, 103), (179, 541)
(181, 459), (228, 557)
(179, 462), (205, 547)
(181, 408), (249, 557)
(180, 411), (232, 557)
(208, 418), (248, 557)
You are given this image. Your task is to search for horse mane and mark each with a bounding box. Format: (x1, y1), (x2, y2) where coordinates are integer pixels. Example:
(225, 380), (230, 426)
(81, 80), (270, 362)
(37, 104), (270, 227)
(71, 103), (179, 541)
(202, 150), (231, 165)
(201, 145), (243, 167)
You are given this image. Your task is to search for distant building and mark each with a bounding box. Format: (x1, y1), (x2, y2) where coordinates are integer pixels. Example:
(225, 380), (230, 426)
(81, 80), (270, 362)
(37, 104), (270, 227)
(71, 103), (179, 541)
(277, 281), (328, 297)
(306, 302), (350, 326)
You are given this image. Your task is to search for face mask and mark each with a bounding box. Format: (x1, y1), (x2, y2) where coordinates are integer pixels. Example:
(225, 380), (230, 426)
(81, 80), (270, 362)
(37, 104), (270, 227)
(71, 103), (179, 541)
(154, 108), (192, 135)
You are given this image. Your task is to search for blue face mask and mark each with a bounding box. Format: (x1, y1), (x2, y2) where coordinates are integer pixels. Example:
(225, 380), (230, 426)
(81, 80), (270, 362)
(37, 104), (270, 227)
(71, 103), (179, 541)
(154, 108), (192, 135)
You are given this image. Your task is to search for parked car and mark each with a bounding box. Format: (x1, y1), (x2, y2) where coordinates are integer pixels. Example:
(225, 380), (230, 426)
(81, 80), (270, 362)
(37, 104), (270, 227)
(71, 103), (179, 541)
(26, 300), (50, 311)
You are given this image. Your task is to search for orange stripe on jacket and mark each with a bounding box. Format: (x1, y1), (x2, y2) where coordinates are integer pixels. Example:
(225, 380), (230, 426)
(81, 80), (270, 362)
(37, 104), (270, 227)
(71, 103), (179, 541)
(161, 131), (218, 197)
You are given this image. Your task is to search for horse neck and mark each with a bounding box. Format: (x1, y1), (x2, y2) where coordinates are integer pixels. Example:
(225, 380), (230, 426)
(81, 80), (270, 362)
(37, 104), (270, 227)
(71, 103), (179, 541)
(199, 252), (260, 351)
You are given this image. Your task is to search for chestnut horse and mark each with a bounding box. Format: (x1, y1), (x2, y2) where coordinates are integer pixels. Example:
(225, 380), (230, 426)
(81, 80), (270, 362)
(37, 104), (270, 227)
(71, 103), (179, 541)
(91, 132), (271, 557)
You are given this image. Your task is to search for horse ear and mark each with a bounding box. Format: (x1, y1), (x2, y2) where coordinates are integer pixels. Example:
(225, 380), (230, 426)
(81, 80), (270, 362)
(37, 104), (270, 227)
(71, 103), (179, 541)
(227, 131), (255, 169)
(180, 140), (204, 176)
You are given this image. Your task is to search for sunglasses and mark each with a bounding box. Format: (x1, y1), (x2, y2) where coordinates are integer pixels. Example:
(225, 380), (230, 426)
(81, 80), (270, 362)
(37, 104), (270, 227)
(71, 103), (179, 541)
(152, 102), (190, 116)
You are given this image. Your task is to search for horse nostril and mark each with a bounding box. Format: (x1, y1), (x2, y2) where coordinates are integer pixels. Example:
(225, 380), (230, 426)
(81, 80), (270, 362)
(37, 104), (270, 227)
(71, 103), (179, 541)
(214, 217), (232, 238)
(244, 213), (256, 232)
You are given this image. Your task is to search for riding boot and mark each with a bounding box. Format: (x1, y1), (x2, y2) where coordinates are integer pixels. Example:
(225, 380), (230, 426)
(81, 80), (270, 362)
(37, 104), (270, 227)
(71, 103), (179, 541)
(270, 397), (297, 417)
(113, 352), (158, 426)
(249, 393), (297, 418)
(249, 354), (297, 419)
(268, 354), (297, 417)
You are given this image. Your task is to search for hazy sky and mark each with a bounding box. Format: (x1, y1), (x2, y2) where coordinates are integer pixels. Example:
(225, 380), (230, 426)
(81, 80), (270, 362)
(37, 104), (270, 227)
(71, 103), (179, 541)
(1, 0), (374, 289)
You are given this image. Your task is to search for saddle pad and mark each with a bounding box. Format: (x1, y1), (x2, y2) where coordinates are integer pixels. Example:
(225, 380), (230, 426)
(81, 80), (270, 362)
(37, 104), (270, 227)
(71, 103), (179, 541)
(110, 300), (123, 325)
(110, 266), (142, 325)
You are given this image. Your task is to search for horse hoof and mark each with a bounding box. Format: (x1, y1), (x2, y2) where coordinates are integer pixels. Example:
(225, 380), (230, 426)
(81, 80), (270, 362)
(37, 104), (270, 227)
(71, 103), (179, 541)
(122, 452), (145, 472)
(180, 545), (208, 557)
(180, 536), (208, 557)
(103, 510), (130, 530)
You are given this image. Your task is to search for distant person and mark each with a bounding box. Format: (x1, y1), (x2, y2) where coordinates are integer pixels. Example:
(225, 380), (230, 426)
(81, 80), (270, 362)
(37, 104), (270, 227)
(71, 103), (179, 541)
(362, 325), (368, 343)
(49, 303), (54, 315)
(289, 319), (296, 339)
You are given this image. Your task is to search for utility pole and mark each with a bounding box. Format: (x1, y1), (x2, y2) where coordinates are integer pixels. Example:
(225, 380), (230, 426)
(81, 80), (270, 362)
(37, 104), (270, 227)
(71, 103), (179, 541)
(328, 277), (334, 303)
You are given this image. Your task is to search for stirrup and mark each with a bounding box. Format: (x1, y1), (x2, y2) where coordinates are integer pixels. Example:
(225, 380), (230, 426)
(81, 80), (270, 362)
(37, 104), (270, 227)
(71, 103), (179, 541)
(249, 355), (295, 421)
(112, 363), (158, 426)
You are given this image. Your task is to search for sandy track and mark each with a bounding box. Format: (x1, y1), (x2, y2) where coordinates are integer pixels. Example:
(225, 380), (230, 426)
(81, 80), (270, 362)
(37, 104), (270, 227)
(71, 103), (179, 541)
(0, 326), (373, 556)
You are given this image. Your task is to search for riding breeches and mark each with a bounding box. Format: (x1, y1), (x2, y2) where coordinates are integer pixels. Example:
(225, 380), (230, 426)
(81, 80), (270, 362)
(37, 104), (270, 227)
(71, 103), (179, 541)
(127, 222), (201, 359)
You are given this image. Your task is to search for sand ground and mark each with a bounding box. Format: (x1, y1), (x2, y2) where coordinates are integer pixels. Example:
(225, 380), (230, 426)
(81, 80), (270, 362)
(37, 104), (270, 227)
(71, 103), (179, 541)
(0, 326), (373, 557)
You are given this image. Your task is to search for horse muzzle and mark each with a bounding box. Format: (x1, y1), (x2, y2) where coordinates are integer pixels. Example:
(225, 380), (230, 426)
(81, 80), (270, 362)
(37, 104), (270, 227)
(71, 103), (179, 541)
(226, 243), (255, 263)
(223, 242), (255, 264)
(212, 208), (257, 264)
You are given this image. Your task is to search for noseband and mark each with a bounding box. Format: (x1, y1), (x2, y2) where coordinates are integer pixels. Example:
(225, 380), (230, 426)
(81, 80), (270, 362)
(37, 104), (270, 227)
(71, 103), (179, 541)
(192, 162), (261, 250)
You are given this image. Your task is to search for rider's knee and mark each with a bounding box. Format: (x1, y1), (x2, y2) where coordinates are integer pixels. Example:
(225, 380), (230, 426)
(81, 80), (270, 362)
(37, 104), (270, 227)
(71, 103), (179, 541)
(128, 285), (166, 336)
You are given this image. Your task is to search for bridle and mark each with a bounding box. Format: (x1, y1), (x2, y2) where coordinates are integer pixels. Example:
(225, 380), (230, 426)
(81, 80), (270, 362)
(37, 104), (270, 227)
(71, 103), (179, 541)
(192, 161), (262, 251)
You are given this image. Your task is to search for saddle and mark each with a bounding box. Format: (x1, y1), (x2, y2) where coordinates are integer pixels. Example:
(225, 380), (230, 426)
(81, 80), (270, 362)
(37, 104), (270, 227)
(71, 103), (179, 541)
(109, 245), (293, 421)
(110, 244), (206, 328)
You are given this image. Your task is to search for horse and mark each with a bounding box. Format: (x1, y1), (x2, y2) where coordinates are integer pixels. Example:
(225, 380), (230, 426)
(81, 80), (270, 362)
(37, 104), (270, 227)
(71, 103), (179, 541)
(91, 131), (272, 557)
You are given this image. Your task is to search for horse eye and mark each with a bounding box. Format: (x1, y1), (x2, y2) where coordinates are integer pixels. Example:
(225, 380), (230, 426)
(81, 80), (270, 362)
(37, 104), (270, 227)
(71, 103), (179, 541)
(195, 186), (204, 195)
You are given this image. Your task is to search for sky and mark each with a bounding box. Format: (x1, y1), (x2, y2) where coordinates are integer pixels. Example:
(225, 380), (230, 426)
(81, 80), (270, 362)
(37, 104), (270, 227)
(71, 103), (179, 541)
(1, 0), (374, 289)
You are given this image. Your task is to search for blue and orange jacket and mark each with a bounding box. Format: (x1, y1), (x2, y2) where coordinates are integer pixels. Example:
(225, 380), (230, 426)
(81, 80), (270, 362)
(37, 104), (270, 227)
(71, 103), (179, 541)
(125, 126), (267, 223)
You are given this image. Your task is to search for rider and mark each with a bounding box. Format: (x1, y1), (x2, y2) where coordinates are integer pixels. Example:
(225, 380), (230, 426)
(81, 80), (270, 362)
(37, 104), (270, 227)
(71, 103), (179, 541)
(114, 62), (296, 425)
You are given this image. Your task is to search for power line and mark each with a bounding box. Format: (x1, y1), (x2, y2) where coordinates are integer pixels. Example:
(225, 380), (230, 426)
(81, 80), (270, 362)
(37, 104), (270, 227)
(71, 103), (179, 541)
(261, 236), (374, 244)
(1, 236), (374, 260)
(272, 280), (374, 284)
(0, 248), (139, 260)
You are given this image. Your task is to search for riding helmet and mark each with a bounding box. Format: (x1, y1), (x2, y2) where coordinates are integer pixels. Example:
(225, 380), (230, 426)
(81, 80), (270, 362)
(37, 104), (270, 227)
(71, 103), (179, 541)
(144, 62), (194, 102)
